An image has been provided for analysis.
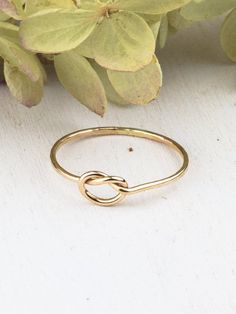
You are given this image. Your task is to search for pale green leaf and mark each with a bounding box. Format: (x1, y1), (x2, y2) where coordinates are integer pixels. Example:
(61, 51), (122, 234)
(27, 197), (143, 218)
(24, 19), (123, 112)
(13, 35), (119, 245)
(140, 14), (161, 40)
(0, 0), (24, 19)
(107, 56), (162, 105)
(168, 9), (192, 30)
(0, 36), (42, 81)
(158, 15), (169, 48)
(149, 20), (161, 40)
(76, 28), (96, 58)
(0, 0), (18, 18)
(54, 50), (107, 116)
(80, 0), (101, 10)
(118, 0), (191, 14)
(35, 56), (47, 83)
(221, 9), (236, 62)
(24, 0), (76, 15)
(0, 10), (9, 20)
(0, 56), (4, 81)
(11, 0), (24, 13)
(181, 0), (236, 21)
(139, 13), (162, 24)
(0, 21), (19, 42)
(77, 12), (160, 59)
(4, 61), (43, 107)
(90, 60), (129, 105)
(93, 11), (155, 71)
(19, 9), (99, 53)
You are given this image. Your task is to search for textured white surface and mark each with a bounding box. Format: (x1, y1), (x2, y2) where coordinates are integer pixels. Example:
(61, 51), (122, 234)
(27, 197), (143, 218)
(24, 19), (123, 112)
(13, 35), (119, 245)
(0, 19), (236, 314)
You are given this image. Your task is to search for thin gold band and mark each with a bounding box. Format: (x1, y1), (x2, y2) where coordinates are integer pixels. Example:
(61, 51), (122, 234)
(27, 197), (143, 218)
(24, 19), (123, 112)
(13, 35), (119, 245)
(50, 127), (189, 206)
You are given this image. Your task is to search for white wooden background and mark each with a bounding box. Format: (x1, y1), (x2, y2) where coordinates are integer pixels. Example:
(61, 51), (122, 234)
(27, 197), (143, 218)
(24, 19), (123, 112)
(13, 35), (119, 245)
(0, 18), (236, 314)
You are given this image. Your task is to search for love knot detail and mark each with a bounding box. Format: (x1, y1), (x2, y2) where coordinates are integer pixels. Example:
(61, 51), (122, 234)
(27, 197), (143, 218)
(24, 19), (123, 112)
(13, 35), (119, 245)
(78, 171), (129, 206)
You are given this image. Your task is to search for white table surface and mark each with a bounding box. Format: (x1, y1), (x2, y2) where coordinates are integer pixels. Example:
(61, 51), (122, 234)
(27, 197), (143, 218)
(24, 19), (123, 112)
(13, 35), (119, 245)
(0, 18), (236, 314)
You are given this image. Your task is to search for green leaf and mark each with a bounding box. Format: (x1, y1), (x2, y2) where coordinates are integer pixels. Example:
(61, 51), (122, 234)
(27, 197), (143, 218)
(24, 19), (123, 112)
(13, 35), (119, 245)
(90, 60), (129, 105)
(107, 56), (162, 105)
(0, 10), (9, 20)
(221, 9), (236, 62)
(181, 0), (236, 21)
(24, 0), (76, 15)
(118, 0), (191, 14)
(4, 61), (43, 107)
(35, 56), (47, 83)
(76, 28), (96, 58)
(0, 0), (18, 18)
(54, 49), (107, 116)
(0, 0), (24, 19)
(0, 21), (19, 42)
(139, 13), (162, 24)
(93, 11), (155, 71)
(0, 36), (42, 81)
(149, 20), (161, 40)
(140, 14), (161, 40)
(80, 0), (101, 10)
(158, 15), (169, 48)
(19, 9), (99, 53)
(168, 9), (192, 30)
(0, 56), (4, 82)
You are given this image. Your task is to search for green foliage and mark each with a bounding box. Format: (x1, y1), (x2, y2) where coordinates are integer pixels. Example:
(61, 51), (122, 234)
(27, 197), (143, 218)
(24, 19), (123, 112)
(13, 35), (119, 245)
(221, 9), (236, 62)
(0, 0), (235, 114)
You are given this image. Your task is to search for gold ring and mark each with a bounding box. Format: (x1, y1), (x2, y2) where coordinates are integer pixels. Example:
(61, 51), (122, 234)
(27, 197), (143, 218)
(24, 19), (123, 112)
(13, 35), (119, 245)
(50, 127), (189, 207)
